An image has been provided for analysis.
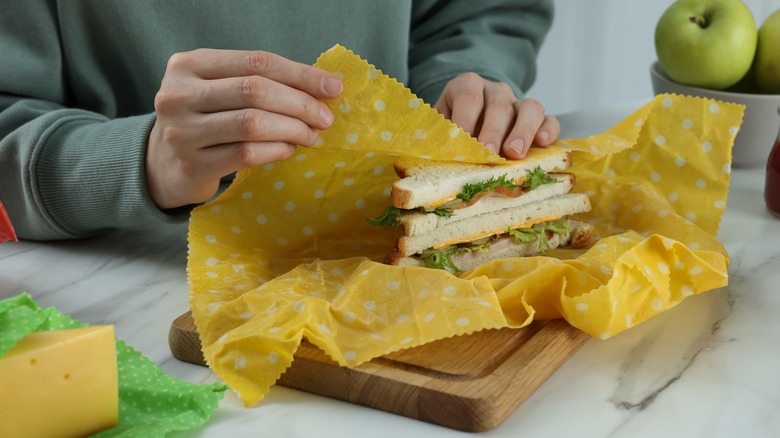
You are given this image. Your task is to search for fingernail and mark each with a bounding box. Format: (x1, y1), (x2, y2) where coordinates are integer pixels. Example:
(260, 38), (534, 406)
(321, 107), (334, 126)
(484, 142), (498, 154)
(322, 77), (343, 95)
(508, 138), (525, 156)
(538, 131), (548, 143)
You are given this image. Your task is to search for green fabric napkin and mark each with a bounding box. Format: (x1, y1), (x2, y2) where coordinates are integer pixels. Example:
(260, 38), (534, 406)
(0, 292), (227, 437)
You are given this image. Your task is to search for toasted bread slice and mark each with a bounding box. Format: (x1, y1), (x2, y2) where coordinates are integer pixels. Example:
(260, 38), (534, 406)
(397, 173), (575, 237)
(396, 192), (591, 257)
(391, 148), (571, 210)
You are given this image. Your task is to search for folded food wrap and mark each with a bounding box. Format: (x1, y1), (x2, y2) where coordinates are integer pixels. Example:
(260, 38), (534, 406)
(188, 45), (742, 406)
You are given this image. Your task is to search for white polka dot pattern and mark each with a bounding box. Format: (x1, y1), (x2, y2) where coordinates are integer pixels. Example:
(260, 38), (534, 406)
(186, 48), (738, 408)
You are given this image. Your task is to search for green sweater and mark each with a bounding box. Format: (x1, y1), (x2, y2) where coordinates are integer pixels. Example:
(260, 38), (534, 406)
(0, 0), (553, 240)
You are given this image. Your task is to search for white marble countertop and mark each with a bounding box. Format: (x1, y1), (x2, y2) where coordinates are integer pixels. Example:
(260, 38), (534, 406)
(2, 100), (779, 438)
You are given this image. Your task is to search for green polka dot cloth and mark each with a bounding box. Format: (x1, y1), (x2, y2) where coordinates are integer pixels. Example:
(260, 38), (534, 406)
(0, 292), (227, 437)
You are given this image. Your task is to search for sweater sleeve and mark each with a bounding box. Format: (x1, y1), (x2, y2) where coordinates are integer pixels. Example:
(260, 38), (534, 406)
(408, 0), (554, 106)
(0, 3), (186, 240)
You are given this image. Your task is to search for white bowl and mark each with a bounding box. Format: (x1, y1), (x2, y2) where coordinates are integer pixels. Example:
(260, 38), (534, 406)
(650, 61), (780, 168)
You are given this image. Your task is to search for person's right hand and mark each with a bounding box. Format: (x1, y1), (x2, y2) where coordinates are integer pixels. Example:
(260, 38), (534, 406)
(145, 49), (343, 210)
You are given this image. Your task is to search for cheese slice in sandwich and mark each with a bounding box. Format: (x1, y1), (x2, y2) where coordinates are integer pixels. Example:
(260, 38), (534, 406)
(367, 147), (594, 273)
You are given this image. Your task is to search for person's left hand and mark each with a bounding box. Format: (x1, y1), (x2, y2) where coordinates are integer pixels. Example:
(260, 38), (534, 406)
(434, 73), (559, 159)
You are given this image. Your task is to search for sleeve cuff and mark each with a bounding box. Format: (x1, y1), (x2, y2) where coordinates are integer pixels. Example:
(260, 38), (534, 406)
(34, 112), (189, 238)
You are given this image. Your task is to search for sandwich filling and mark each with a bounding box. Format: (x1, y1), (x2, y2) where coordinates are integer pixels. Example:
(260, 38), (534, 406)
(419, 218), (573, 271)
(367, 150), (593, 272)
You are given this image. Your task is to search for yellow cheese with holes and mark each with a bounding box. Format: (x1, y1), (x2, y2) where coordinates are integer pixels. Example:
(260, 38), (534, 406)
(0, 325), (119, 438)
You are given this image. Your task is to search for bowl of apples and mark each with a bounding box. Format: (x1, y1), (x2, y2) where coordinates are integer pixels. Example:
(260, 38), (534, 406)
(651, 0), (780, 168)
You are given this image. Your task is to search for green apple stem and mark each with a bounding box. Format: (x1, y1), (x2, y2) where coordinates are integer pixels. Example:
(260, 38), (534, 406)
(689, 15), (708, 28)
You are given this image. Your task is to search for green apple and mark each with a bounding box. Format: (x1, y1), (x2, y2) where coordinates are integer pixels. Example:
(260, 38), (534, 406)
(655, 0), (757, 90)
(754, 8), (780, 93)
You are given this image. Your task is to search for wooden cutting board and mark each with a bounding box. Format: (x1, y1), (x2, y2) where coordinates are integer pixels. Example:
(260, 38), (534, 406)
(169, 311), (590, 432)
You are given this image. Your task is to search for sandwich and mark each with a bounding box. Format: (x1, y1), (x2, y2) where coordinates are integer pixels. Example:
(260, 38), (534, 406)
(366, 148), (594, 273)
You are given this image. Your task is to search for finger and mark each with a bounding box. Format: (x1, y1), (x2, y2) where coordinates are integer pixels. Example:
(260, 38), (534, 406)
(434, 95), (453, 120)
(448, 87), (485, 135)
(194, 76), (335, 129)
(533, 115), (560, 146)
(502, 99), (546, 159)
(197, 141), (298, 180)
(168, 49), (343, 99)
(475, 86), (516, 155)
(177, 109), (319, 149)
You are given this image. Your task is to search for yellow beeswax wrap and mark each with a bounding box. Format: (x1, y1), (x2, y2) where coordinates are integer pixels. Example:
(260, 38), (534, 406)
(187, 45), (743, 406)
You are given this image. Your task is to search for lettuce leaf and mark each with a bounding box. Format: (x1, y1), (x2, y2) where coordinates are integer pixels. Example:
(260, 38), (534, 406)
(365, 206), (402, 227)
(457, 175), (518, 202)
(522, 166), (560, 190)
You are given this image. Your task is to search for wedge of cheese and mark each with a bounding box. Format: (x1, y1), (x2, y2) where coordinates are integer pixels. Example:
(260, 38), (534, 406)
(0, 325), (119, 438)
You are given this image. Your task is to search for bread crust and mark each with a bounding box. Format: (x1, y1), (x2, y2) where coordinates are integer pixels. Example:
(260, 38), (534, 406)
(391, 184), (414, 211)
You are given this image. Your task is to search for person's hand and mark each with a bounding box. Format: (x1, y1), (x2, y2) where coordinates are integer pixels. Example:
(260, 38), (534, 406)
(146, 49), (343, 209)
(434, 73), (559, 160)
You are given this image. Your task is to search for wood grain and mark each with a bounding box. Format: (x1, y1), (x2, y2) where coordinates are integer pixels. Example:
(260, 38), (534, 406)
(169, 311), (590, 432)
